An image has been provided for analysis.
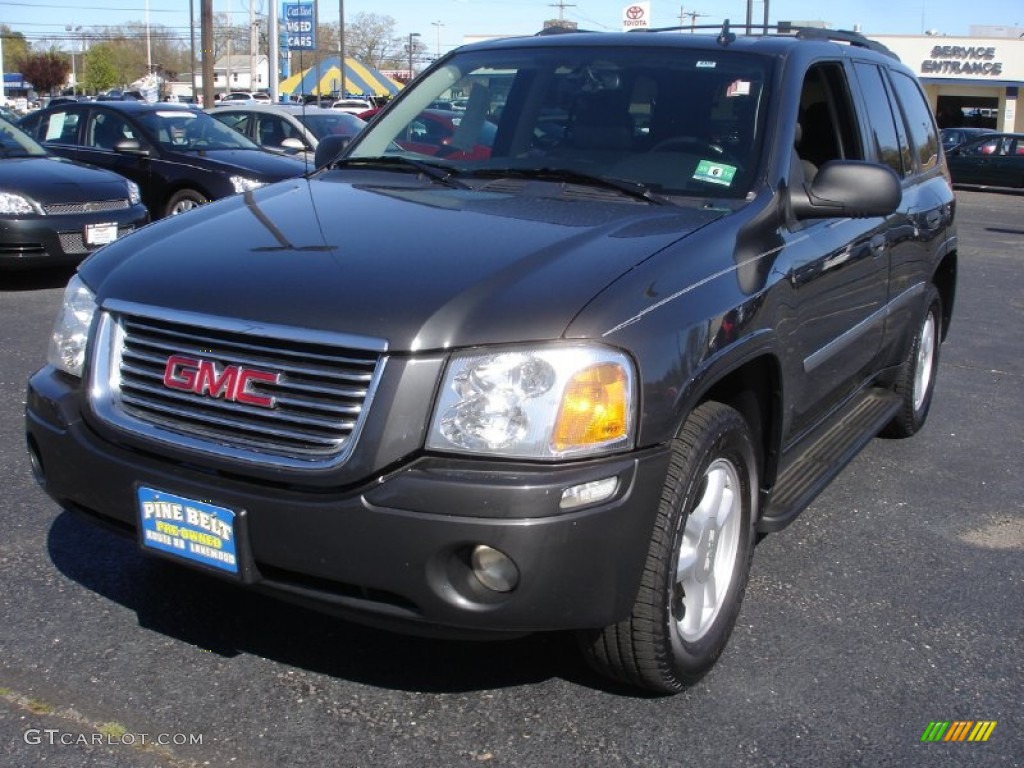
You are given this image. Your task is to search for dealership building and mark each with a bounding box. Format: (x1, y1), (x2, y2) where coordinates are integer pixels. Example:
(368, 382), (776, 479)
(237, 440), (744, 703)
(872, 28), (1023, 132)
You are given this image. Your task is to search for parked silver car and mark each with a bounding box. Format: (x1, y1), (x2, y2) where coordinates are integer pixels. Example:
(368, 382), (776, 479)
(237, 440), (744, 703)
(210, 103), (367, 163)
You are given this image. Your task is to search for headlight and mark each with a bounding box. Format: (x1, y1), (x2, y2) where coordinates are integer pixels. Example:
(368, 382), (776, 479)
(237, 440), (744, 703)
(47, 274), (97, 377)
(0, 191), (41, 215)
(426, 345), (635, 459)
(229, 175), (266, 193)
(126, 180), (142, 205)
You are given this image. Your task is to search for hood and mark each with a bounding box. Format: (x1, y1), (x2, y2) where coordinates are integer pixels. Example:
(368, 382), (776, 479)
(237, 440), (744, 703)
(165, 148), (308, 181)
(82, 172), (725, 352)
(0, 157), (130, 203)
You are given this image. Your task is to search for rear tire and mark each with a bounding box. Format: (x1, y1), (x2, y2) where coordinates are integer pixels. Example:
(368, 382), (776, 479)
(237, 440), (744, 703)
(579, 402), (758, 694)
(883, 285), (942, 438)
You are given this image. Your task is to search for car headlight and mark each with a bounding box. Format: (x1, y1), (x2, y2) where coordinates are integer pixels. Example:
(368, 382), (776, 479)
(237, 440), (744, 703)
(47, 274), (97, 378)
(126, 180), (142, 206)
(0, 191), (42, 215)
(426, 344), (635, 459)
(229, 175), (266, 193)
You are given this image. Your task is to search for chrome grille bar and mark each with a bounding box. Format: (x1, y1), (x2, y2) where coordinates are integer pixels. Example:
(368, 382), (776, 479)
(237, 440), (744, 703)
(90, 303), (387, 469)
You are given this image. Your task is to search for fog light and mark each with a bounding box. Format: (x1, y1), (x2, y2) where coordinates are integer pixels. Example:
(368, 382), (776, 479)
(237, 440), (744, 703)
(470, 545), (519, 593)
(560, 476), (618, 510)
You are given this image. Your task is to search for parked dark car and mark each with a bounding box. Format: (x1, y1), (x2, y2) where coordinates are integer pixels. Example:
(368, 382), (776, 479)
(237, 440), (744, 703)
(0, 117), (148, 269)
(209, 103), (367, 163)
(27, 24), (957, 694)
(939, 126), (994, 152)
(18, 101), (307, 217)
(946, 132), (1024, 189)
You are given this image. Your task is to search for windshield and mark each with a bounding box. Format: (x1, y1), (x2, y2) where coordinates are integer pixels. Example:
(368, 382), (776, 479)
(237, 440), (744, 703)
(135, 110), (261, 151)
(296, 111), (367, 140)
(0, 117), (48, 158)
(348, 45), (770, 200)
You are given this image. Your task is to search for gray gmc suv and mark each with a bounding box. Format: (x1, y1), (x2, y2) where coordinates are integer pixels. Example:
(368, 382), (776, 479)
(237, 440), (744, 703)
(27, 22), (956, 693)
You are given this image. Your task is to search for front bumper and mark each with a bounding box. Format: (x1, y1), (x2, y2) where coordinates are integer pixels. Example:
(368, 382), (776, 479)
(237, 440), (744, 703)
(0, 205), (149, 269)
(26, 366), (671, 637)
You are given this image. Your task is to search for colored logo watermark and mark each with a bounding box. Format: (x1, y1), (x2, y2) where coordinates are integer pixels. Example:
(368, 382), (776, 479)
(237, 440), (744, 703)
(921, 721), (997, 742)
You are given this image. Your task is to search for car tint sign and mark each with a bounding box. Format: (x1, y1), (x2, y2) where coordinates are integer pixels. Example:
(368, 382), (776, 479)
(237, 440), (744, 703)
(284, 2), (315, 50)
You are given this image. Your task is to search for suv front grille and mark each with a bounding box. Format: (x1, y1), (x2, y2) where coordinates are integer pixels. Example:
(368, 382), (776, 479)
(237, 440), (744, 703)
(90, 303), (387, 469)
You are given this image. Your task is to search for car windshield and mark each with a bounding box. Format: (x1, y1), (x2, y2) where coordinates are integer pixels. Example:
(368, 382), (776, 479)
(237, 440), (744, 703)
(348, 45), (770, 200)
(296, 111), (367, 140)
(135, 109), (261, 151)
(0, 117), (48, 158)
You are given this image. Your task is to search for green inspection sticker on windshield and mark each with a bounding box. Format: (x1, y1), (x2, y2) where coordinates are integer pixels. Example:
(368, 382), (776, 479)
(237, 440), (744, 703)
(693, 159), (737, 187)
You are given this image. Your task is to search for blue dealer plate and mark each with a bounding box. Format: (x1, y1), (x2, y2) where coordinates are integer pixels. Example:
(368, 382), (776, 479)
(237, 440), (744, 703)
(138, 487), (239, 575)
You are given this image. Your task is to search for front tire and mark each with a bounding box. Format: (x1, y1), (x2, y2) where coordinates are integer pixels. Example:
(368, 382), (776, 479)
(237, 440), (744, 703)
(579, 402), (758, 694)
(165, 189), (208, 217)
(883, 285), (942, 438)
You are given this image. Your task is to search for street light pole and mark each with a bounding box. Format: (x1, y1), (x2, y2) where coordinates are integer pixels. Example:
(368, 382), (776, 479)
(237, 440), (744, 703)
(432, 20), (444, 60)
(65, 25), (82, 95)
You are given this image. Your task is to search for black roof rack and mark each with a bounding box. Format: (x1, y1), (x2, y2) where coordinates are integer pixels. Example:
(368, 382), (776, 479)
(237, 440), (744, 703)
(641, 19), (900, 60)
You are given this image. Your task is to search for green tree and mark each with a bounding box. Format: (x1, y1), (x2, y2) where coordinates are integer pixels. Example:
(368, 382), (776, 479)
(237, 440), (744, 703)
(83, 43), (119, 93)
(1, 25), (32, 73)
(18, 51), (69, 95)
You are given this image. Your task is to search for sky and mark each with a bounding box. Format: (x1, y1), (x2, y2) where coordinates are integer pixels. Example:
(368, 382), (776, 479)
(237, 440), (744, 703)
(1, 0), (1020, 59)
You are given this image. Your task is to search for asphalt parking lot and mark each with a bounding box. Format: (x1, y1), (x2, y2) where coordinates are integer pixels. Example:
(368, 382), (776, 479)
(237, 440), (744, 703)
(1, 189), (1021, 767)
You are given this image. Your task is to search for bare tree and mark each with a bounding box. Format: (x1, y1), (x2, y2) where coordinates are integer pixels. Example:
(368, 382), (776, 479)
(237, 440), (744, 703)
(345, 13), (403, 69)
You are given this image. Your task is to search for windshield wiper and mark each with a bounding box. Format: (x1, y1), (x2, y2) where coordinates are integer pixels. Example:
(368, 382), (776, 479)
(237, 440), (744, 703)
(335, 156), (469, 189)
(465, 167), (673, 205)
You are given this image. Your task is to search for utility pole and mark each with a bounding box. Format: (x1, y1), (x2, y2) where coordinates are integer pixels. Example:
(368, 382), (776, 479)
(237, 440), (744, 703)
(189, 0), (197, 101)
(680, 9), (708, 32)
(201, 0), (214, 107)
(249, 0), (256, 91)
(407, 32), (420, 82)
(549, 1), (575, 23)
(339, 0), (346, 98)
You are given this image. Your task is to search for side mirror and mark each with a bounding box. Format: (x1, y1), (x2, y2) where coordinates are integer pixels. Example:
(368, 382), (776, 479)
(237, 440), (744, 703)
(314, 134), (350, 169)
(113, 138), (147, 155)
(790, 160), (901, 219)
(280, 137), (305, 152)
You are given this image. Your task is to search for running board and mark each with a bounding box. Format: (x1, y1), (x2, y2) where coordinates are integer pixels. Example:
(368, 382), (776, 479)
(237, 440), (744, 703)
(757, 388), (901, 533)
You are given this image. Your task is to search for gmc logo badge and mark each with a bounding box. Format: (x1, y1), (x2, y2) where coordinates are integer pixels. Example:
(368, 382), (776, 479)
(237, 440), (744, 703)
(162, 355), (281, 408)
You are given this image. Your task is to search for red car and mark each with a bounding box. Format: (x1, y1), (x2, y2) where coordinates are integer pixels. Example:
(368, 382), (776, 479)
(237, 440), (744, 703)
(359, 107), (496, 160)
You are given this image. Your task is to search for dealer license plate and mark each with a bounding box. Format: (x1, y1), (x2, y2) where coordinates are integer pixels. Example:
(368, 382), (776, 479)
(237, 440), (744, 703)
(84, 222), (118, 245)
(137, 487), (239, 575)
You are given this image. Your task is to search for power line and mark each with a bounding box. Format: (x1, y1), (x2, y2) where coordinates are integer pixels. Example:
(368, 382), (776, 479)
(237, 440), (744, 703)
(2, 2), (180, 11)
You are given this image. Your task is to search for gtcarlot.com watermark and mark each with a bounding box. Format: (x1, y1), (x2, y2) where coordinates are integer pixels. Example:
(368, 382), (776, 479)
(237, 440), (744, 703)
(24, 728), (203, 747)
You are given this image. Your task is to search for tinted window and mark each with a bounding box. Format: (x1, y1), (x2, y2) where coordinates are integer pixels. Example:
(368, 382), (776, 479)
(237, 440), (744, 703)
(889, 70), (939, 173)
(796, 63), (864, 170)
(25, 110), (81, 145)
(351, 47), (771, 199)
(853, 62), (902, 175)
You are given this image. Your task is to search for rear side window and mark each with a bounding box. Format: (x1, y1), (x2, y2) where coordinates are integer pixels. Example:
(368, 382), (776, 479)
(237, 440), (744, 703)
(852, 62), (903, 175)
(26, 110), (81, 145)
(889, 70), (939, 174)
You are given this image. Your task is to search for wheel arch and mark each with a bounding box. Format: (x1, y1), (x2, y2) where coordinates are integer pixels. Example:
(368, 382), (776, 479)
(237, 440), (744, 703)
(932, 249), (957, 342)
(684, 350), (784, 508)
